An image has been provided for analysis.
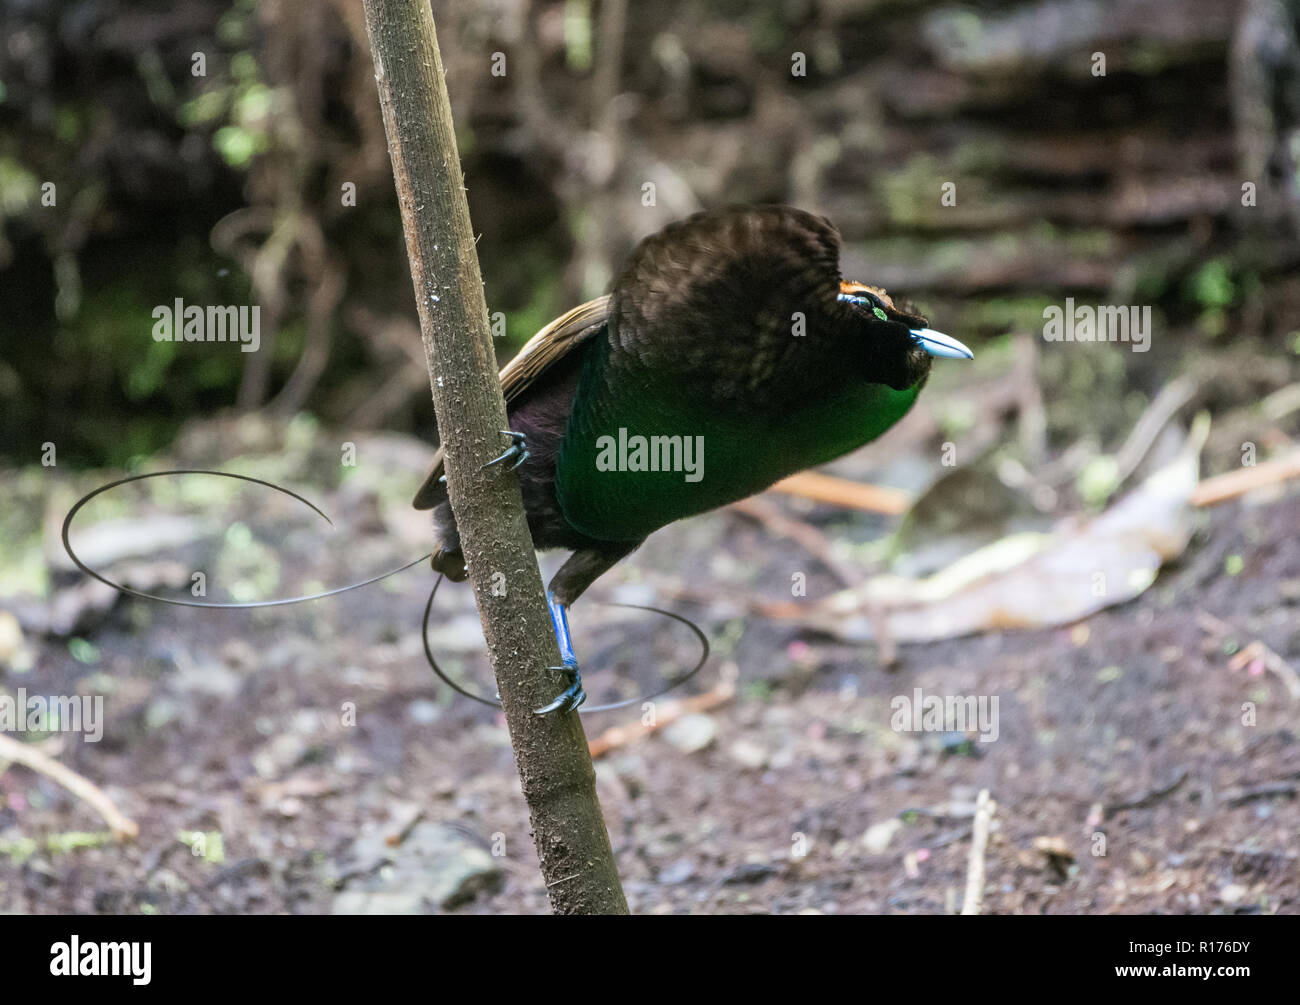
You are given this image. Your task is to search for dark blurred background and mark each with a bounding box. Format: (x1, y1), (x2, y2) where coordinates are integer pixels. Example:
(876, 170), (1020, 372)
(1, 0), (1296, 469)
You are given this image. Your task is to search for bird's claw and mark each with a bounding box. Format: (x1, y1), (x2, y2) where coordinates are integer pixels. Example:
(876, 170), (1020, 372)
(534, 664), (586, 715)
(483, 430), (529, 472)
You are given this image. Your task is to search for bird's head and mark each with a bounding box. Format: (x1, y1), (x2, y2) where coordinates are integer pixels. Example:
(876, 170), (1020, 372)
(837, 281), (973, 390)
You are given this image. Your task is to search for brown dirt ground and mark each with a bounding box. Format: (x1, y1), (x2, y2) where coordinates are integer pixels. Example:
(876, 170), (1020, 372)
(1, 429), (1297, 915)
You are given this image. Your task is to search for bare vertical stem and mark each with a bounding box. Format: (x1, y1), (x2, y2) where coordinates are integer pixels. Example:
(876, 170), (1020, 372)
(361, 0), (628, 915)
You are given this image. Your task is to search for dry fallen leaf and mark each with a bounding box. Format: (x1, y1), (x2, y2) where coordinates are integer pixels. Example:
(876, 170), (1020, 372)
(788, 415), (1208, 643)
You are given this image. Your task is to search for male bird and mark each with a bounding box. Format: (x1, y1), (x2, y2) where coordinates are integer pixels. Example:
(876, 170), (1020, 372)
(414, 204), (972, 713)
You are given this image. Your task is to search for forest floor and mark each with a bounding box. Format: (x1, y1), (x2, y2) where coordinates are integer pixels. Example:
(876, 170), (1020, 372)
(2, 400), (1297, 916)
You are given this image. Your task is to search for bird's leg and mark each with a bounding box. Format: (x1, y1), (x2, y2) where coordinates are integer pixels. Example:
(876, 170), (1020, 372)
(533, 589), (585, 715)
(482, 430), (530, 472)
(533, 542), (642, 716)
(429, 501), (467, 581)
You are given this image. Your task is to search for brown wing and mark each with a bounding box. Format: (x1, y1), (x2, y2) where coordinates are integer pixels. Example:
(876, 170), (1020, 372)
(411, 296), (611, 509)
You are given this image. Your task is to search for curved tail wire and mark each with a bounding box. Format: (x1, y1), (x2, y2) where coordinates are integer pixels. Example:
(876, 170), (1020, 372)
(63, 467), (712, 710)
(421, 573), (710, 714)
(61, 469), (429, 608)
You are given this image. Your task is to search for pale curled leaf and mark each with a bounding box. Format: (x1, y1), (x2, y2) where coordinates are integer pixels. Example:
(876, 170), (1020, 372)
(804, 417), (1207, 643)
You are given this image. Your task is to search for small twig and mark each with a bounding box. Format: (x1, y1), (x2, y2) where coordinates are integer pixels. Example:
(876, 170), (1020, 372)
(0, 733), (138, 840)
(1014, 332), (1047, 466)
(729, 496), (860, 588)
(588, 672), (737, 759)
(1195, 610), (1234, 638)
(1227, 640), (1300, 701)
(1113, 375), (1200, 485)
(1260, 382), (1300, 421)
(343, 307), (430, 428)
(1199, 614), (1300, 701)
(1190, 450), (1300, 507)
(1222, 780), (1299, 806)
(768, 471), (911, 515)
(930, 825), (975, 850)
(960, 788), (995, 916)
(1206, 842), (1299, 860)
(591, 0), (628, 133)
(761, 445), (1298, 520)
(1105, 768), (1189, 817)
(728, 490), (905, 662)
(383, 804), (424, 847)
(269, 247), (347, 417)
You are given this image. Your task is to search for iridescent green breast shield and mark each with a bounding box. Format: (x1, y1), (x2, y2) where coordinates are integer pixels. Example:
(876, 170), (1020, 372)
(554, 336), (922, 542)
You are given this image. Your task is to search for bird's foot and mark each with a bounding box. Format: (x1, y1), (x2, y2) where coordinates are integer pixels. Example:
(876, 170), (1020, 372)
(483, 430), (529, 472)
(534, 661), (586, 715)
(534, 588), (583, 714)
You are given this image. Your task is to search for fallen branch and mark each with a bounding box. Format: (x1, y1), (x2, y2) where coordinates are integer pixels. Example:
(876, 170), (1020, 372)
(0, 733), (138, 840)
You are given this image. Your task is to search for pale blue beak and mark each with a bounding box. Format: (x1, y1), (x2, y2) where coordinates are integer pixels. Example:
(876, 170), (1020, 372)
(910, 327), (974, 360)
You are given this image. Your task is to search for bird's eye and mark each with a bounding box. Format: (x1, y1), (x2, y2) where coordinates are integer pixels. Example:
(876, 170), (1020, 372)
(838, 290), (890, 321)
